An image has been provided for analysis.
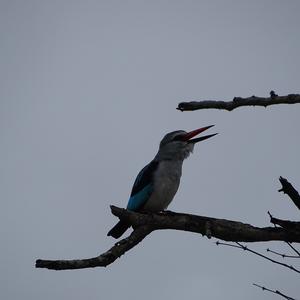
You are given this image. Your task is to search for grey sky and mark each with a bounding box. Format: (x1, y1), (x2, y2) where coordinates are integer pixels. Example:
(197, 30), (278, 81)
(1, 1), (300, 299)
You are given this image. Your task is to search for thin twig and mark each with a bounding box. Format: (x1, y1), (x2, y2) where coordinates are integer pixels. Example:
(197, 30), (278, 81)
(266, 248), (300, 259)
(253, 283), (297, 300)
(216, 241), (300, 273)
(268, 211), (278, 228)
(236, 242), (300, 273)
(286, 242), (300, 257)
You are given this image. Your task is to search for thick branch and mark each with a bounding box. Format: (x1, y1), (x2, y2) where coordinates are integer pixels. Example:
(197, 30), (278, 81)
(177, 92), (300, 111)
(279, 176), (300, 210)
(111, 207), (300, 242)
(35, 225), (152, 270)
(35, 206), (300, 270)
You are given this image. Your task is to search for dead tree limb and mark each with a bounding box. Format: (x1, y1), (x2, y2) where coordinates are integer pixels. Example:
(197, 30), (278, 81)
(216, 241), (300, 273)
(35, 206), (300, 270)
(35, 225), (152, 270)
(279, 177), (300, 210)
(177, 92), (300, 112)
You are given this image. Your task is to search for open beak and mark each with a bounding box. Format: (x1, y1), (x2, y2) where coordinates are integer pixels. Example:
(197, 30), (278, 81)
(182, 125), (217, 144)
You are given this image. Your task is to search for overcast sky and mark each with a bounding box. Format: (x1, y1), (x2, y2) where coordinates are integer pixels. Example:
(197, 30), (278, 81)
(1, 1), (300, 299)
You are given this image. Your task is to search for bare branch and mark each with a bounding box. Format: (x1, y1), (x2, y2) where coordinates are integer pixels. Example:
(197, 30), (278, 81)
(286, 242), (300, 257)
(111, 206), (300, 242)
(35, 225), (152, 270)
(279, 177), (300, 210)
(268, 211), (300, 255)
(266, 248), (300, 259)
(253, 283), (297, 300)
(35, 206), (300, 270)
(177, 92), (300, 112)
(216, 241), (300, 273)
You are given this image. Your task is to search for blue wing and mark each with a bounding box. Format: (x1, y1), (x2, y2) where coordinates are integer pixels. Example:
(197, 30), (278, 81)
(126, 185), (153, 211)
(126, 160), (158, 211)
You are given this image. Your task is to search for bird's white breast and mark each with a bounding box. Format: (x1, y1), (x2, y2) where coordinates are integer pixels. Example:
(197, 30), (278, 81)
(142, 160), (182, 211)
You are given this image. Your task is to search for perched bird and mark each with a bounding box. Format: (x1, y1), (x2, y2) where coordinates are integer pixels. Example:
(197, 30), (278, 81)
(107, 125), (217, 238)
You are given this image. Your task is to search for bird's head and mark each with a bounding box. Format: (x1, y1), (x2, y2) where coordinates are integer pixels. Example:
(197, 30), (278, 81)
(156, 125), (217, 161)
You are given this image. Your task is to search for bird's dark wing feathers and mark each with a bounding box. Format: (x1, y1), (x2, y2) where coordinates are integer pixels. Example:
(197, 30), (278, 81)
(130, 160), (158, 196)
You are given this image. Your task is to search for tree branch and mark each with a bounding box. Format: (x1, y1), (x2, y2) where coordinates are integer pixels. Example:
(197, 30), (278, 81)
(177, 92), (300, 112)
(216, 241), (300, 273)
(266, 248), (300, 259)
(253, 283), (297, 300)
(35, 206), (300, 270)
(286, 242), (300, 257)
(35, 225), (152, 270)
(269, 216), (300, 231)
(279, 176), (300, 210)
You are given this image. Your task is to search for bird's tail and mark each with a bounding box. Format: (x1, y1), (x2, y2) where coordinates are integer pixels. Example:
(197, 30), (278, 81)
(107, 221), (130, 239)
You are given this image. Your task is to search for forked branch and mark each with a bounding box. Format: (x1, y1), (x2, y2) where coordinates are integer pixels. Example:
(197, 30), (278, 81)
(36, 225), (152, 270)
(35, 206), (300, 270)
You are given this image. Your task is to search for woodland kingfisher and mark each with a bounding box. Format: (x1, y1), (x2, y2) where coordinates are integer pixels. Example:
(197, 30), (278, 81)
(107, 125), (217, 238)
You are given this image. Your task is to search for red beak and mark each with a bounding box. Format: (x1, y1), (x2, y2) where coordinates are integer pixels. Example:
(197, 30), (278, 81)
(182, 125), (217, 143)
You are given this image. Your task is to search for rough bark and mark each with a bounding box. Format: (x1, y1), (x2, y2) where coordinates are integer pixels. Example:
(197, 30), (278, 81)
(177, 92), (300, 112)
(35, 206), (300, 270)
(36, 225), (152, 270)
